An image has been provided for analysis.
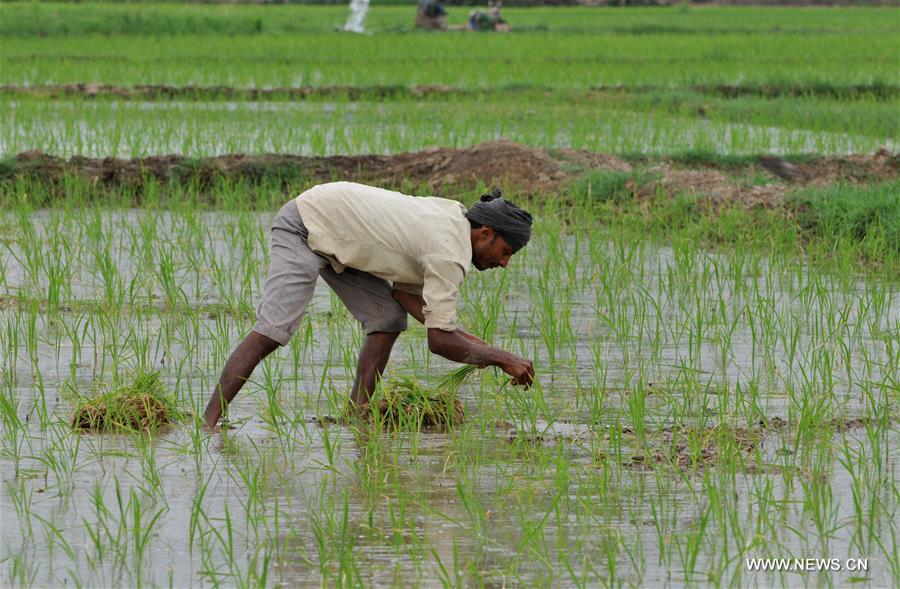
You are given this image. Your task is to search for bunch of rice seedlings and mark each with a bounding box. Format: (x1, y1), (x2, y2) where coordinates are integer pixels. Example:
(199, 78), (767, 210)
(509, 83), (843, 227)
(72, 370), (182, 432)
(350, 366), (476, 429)
(435, 364), (478, 392)
(375, 380), (464, 429)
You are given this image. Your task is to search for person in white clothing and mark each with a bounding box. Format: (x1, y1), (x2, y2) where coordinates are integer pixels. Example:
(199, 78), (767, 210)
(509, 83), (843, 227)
(343, 0), (369, 33)
(203, 183), (535, 427)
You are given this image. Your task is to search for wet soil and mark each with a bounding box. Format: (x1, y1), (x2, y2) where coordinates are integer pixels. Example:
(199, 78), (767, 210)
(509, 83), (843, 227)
(500, 416), (884, 471)
(3, 83), (895, 101)
(4, 140), (897, 206)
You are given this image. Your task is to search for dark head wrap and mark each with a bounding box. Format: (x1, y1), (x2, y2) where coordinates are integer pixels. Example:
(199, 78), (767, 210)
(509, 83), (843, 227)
(464, 188), (533, 252)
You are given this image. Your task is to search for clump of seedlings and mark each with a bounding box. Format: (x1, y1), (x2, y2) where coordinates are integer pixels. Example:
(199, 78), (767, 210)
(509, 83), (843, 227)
(72, 370), (182, 432)
(348, 366), (475, 429)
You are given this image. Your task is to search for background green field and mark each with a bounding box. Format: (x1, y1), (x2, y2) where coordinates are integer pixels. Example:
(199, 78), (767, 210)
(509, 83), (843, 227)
(1, 4), (897, 157)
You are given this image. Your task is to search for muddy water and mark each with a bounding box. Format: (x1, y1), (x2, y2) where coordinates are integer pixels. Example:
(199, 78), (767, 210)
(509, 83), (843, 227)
(1, 210), (897, 587)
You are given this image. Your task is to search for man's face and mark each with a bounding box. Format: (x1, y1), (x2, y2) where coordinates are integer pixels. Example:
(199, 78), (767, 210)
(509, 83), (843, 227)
(472, 227), (515, 271)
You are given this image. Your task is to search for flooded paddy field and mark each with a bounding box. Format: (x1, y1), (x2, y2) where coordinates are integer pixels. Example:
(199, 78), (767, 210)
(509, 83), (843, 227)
(1, 204), (897, 587)
(1, 3), (899, 587)
(3, 97), (894, 158)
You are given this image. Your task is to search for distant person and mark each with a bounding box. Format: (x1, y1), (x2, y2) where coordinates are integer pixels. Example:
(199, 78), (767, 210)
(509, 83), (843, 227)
(468, 0), (509, 32)
(203, 183), (535, 427)
(343, 0), (369, 33)
(416, 0), (447, 30)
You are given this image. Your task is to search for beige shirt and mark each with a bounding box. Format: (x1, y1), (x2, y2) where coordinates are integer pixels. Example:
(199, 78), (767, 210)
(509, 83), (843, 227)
(296, 182), (471, 331)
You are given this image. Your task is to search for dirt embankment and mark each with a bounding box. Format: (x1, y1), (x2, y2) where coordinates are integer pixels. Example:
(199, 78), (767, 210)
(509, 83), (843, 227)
(0, 83), (462, 101)
(4, 140), (570, 195)
(644, 150), (898, 209)
(3, 83), (895, 101)
(3, 140), (897, 207)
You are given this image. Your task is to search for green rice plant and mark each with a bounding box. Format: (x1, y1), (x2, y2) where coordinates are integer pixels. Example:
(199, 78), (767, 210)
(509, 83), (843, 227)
(6, 554), (36, 588)
(570, 169), (647, 205)
(230, 442), (272, 533)
(33, 421), (81, 492)
(6, 477), (35, 542)
(109, 481), (166, 588)
(4, 7), (898, 90)
(310, 488), (362, 587)
(677, 501), (712, 584)
(787, 181), (900, 264)
(71, 370), (183, 432)
(32, 511), (77, 567)
(81, 480), (113, 569)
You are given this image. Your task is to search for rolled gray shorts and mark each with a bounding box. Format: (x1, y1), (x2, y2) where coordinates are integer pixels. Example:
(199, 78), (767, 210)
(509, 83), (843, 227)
(252, 201), (408, 346)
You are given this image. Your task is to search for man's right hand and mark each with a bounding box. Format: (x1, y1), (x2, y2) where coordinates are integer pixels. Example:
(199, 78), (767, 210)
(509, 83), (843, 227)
(427, 328), (534, 386)
(500, 353), (534, 387)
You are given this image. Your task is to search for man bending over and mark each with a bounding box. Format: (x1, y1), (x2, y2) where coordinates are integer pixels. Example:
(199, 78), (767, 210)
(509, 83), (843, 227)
(203, 182), (535, 427)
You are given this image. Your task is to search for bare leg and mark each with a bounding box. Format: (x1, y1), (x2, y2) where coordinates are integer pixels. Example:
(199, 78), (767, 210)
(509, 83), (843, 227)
(349, 331), (400, 408)
(204, 331), (280, 428)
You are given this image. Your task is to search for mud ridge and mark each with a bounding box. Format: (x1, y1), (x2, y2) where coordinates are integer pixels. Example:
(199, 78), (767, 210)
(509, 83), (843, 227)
(0, 83), (463, 101)
(2, 140), (897, 205)
(2, 140), (571, 196)
(3, 82), (896, 101)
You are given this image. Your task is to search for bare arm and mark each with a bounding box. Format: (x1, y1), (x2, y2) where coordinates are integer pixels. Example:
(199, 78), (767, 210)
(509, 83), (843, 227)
(427, 329), (533, 386)
(392, 289), (533, 386)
